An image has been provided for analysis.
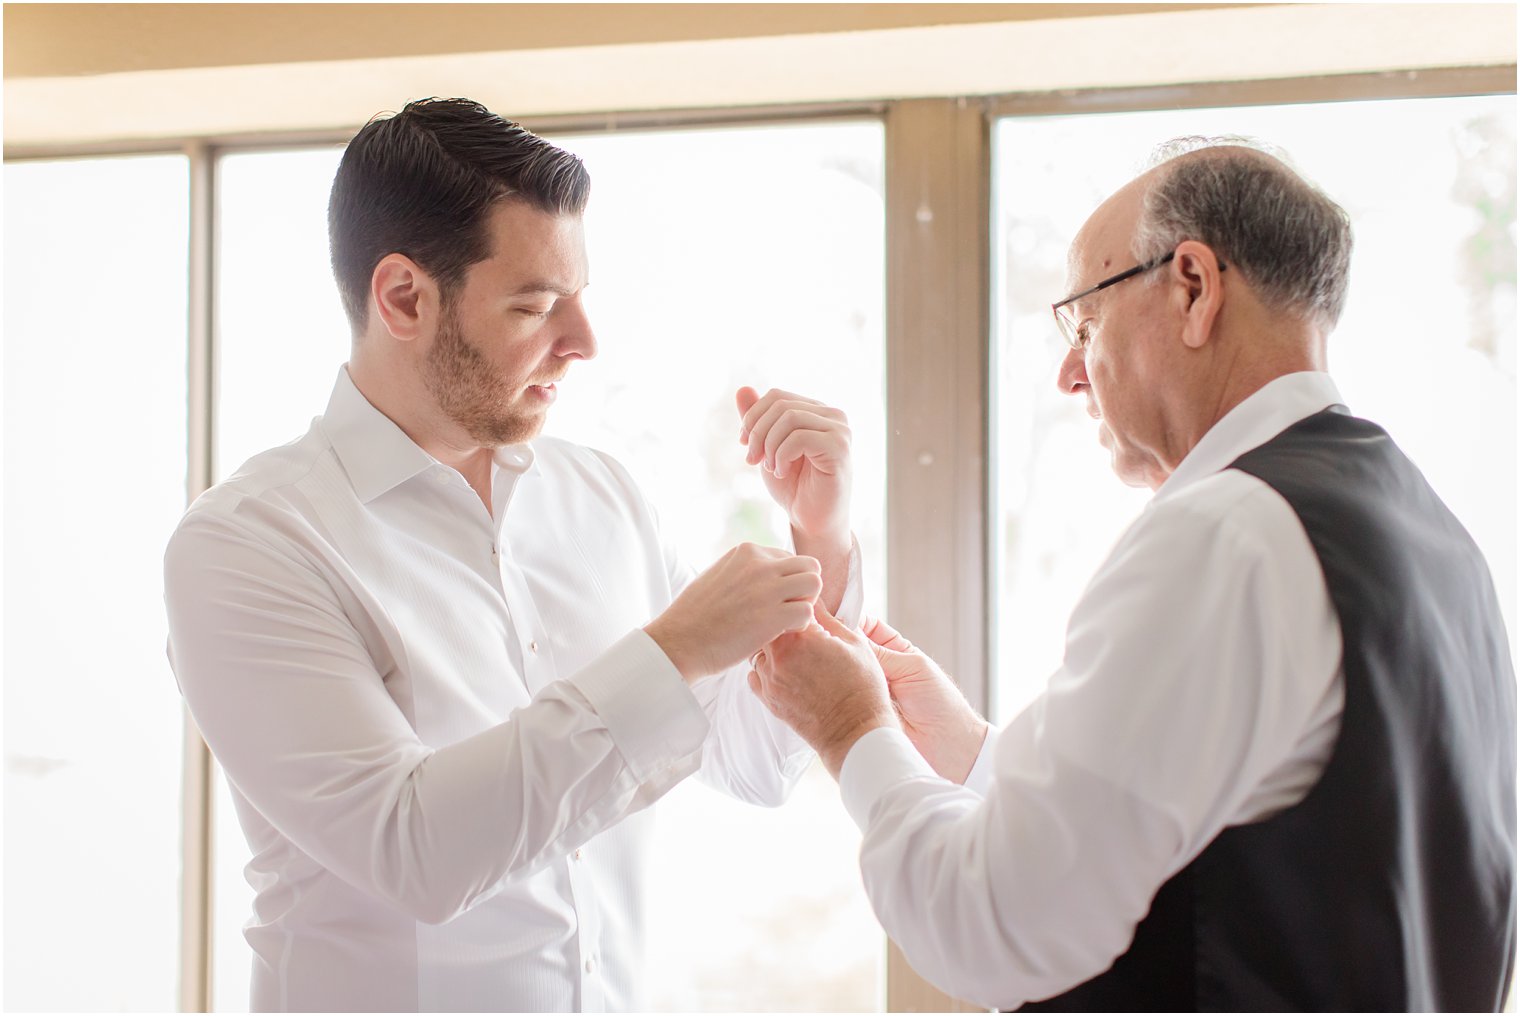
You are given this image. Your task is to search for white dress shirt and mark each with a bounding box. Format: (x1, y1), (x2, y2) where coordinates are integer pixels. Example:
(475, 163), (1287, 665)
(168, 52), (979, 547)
(165, 367), (858, 1012)
(839, 371), (1348, 1009)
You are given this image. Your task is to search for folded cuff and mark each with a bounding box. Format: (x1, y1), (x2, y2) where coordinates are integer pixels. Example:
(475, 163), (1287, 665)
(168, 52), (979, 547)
(836, 534), (866, 628)
(962, 724), (1001, 797)
(570, 628), (711, 782)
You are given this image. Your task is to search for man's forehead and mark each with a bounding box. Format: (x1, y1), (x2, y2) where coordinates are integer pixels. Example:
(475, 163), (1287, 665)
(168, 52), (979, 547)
(479, 201), (588, 280)
(1064, 217), (1122, 292)
(1064, 179), (1146, 290)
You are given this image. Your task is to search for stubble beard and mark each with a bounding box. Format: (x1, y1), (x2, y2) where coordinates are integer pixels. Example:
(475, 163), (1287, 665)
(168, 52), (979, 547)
(422, 302), (544, 448)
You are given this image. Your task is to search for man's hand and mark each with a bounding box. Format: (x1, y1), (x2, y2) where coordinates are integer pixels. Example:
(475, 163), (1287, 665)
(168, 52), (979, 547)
(736, 386), (852, 550)
(862, 617), (990, 784)
(749, 606), (898, 778)
(645, 544), (822, 684)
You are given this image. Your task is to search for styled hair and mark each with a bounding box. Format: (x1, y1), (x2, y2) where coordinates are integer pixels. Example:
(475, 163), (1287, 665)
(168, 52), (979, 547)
(328, 97), (590, 333)
(1133, 136), (1353, 329)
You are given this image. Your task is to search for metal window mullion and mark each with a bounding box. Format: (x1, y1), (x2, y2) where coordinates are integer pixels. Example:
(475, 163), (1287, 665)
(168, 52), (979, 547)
(179, 139), (217, 1014)
(883, 96), (993, 1013)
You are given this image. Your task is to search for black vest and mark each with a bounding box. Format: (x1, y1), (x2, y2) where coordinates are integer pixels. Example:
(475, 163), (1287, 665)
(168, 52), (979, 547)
(1020, 409), (1516, 1012)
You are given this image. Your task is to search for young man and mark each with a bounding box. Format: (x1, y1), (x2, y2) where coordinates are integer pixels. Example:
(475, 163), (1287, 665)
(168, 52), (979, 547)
(165, 97), (861, 1011)
(750, 139), (1517, 1011)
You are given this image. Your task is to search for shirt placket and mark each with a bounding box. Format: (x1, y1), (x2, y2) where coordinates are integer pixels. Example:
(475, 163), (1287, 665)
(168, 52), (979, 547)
(489, 523), (606, 1009)
(492, 536), (557, 696)
(567, 844), (605, 1011)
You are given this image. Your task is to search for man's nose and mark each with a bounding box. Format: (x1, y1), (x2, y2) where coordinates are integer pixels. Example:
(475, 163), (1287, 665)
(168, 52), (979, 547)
(1056, 344), (1088, 395)
(557, 298), (597, 361)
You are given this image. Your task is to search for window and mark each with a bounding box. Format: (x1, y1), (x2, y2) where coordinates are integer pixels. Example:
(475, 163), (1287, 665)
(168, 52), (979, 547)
(3, 154), (190, 1011)
(992, 94), (1517, 723)
(3, 71), (1510, 1015)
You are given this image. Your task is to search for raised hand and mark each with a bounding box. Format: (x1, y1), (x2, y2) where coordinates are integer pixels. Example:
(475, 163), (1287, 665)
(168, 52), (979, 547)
(861, 616), (990, 784)
(736, 387), (852, 548)
(644, 544), (822, 683)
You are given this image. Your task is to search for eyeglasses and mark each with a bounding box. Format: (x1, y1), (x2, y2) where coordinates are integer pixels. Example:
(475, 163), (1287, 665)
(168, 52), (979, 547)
(1051, 250), (1226, 351)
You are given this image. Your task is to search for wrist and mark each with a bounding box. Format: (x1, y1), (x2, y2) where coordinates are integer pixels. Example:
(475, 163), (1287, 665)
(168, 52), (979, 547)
(791, 526), (852, 612)
(945, 719), (992, 785)
(643, 617), (704, 683)
(790, 523), (851, 564)
(820, 712), (896, 780)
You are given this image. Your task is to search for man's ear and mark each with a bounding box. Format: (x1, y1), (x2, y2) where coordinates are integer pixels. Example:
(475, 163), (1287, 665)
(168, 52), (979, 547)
(1170, 239), (1226, 350)
(370, 254), (438, 343)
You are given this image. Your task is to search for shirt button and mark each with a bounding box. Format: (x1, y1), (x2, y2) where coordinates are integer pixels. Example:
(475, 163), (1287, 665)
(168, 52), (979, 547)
(434, 470), (450, 485)
(572, 848), (583, 861)
(529, 640), (539, 654)
(584, 957), (596, 974)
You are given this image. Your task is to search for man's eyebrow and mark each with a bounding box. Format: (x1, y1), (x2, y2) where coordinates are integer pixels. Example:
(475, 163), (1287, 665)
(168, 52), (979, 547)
(506, 281), (580, 298)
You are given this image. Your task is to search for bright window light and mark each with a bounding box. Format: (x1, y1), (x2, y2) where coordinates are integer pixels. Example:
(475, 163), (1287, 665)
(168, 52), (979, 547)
(3, 154), (190, 1011)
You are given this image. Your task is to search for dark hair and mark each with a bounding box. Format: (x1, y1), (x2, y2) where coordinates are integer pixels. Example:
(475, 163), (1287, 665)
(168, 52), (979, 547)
(328, 97), (590, 333)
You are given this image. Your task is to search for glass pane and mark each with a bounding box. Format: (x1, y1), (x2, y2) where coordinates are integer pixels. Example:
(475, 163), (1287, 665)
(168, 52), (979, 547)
(3, 154), (189, 1011)
(216, 147), (349, 477)
(211, 145), (347, 1012)
(209, 121), (886, 1011)
(550, 121), (887, 1011)
(992, 95), (1517, 728)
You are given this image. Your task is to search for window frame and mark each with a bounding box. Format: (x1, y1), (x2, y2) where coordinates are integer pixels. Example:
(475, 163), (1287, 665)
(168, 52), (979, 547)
(5, 64), (1513, 1013)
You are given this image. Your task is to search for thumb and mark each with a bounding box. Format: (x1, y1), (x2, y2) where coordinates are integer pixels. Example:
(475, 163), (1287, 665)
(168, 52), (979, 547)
(866, 639), (912, 672)
(812, 602), (857, 642)
(862, 615), (914, 653)
(735, 386), (760, 418)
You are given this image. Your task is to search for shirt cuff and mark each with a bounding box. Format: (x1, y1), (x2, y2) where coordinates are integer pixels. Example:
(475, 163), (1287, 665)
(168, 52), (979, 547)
(569, 628), (711, 783)
(835, 534), (865, 628)
(962, 723), (1001, 797)
(839, 726), (939, 833)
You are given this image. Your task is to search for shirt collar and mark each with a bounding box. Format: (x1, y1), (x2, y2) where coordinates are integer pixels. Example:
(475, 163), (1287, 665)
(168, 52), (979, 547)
(320, 366), (541, 505)
(1156, 371), (1347, 501)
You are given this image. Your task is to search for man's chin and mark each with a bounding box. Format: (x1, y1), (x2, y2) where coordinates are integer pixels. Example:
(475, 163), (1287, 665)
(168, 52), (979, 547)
(1100, 430), (1147, 488)
(465, 410), (545, 448)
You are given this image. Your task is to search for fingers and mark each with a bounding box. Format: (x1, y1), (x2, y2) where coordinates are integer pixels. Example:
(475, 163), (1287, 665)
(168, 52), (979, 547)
(779, 569), (824, 605)
(735, 386), (761, 426)
(862, 615), (914, 653)
(751, 405), (847, 470)
(739, 389), (845, 462)
(780, 553), (821, 577)
(811, 602), (856, 640)
(769, 428), (847, 480)
(725, 543), (817, 572)
(739, 387), (822, 440)
(780, 600), (815, 632)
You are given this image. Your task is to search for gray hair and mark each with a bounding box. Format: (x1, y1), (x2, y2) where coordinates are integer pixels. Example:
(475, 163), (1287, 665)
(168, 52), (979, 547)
(1132, 135), (1353, 329)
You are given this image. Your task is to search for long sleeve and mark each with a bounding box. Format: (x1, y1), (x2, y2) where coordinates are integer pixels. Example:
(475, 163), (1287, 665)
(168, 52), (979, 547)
(837, 470), (1345, 1008)
(165, 511), (710, 927)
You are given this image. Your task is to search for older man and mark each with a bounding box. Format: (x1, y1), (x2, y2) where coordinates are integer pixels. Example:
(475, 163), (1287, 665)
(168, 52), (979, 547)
(750, 138), (1517, 1010)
